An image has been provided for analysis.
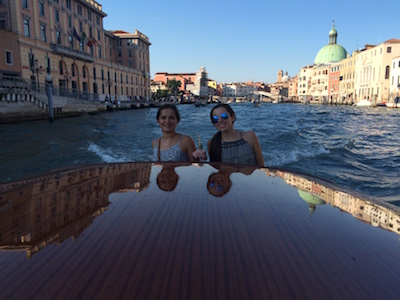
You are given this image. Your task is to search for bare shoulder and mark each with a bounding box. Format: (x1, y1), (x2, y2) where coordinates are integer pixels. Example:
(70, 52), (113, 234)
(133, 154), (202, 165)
(180, 134), (195, 145)
(242, 131), (258, 142)
(179, 134), (196, 149)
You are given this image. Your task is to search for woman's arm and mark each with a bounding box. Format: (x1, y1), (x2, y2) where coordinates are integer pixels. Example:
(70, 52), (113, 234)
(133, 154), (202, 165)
(180, 135), (196, 162)
(244, 131), (265, 167)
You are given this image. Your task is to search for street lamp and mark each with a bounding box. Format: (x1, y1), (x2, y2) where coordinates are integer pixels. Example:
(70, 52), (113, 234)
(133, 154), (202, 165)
(34, 59), (43, 92)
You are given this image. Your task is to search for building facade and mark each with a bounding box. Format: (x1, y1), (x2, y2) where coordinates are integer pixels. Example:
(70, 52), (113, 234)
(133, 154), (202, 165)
(354, 39), (400, 103)
(0, 0), (151, 101)
(339, 51), (359, 103)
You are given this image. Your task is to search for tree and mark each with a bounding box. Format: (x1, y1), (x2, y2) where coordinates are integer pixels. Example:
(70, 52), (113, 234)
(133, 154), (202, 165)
(167, 78), (181, 95)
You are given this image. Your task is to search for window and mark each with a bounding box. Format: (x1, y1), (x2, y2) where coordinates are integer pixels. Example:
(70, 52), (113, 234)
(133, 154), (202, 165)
(59, 61), (63, 75)
(55, 9), (59, 22)
(5, 50), (12, 65)
(0, 16), (7, 30)
(77, 5), (82, 16)
(96, 16), (100, 26)
(71, 64), (75, 76)
(22, 0), (28, 9)
(40, 25), (46, 41)
(88, 11), (92, 21)
(83, 66), (86, 78)
(118, 49), (121, 57)
(39, 2), (45, 16)
(97, 30), (100, 41)
(128, 49), (132, 57)
(101, 69), (104, 80)
(385, 66), (390, 79)
(79, 22), (83, 32)
(387, 47), (392, 53)
(24, 19), (30, 37)
(66, 0), (71, 9)
(93, 67), (96, 80)
(68, 35), (73, 48)
(98, 46), (101, 58)
(68, 15), (72, 28)
(45, 57), (50, 73)
(56, 31), (61, 44)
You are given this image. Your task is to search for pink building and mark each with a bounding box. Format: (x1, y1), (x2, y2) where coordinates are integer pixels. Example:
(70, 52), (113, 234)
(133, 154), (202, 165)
(329, 63), (341, 102)
(154, 72), (195, 92)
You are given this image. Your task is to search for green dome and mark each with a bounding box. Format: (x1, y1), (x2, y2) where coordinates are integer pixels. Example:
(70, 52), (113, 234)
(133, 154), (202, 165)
(298, 190), (326, 206)
(314, 44), (347, 65)
(314, 21), (347, 65)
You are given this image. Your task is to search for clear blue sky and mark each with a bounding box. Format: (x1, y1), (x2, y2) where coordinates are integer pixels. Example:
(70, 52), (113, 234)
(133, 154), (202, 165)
(100, 0), (399, 84)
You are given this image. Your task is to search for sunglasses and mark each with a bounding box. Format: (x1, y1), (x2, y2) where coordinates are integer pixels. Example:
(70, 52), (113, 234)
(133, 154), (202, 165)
(212, 113), (229, 123)
(209, 181), (224, 191)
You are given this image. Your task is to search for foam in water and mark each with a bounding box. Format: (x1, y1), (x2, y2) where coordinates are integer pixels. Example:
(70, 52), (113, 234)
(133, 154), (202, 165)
(88, 143), (127, 163)
(269, 145), (330, 167)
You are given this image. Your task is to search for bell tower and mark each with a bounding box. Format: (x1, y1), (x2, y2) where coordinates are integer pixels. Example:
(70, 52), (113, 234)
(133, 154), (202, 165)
(277, 69), (283, 82)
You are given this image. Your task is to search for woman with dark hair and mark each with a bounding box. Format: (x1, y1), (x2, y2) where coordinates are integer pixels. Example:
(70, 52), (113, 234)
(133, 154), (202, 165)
(207, 103), (265, 166)
(152, 104), (207, 161)
(207, 164), (257, 197)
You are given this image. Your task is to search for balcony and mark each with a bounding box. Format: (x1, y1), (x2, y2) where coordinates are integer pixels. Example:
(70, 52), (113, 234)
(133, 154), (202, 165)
(51, 44), (94, 62)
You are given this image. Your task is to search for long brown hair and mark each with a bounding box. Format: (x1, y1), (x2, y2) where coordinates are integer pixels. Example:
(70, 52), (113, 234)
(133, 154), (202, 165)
(209, 104), (235, 162)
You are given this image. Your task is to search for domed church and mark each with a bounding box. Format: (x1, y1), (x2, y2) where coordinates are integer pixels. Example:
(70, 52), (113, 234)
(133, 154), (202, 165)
(314, 21), (347, 65)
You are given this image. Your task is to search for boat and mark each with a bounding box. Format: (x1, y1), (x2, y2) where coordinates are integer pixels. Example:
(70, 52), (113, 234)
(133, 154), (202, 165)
(355, 99), (374, 107)
(194, 100), (207, 107)
(386, 97), (399, 108)
(1, 161), (400, 299)
(252, 99), (261, 107)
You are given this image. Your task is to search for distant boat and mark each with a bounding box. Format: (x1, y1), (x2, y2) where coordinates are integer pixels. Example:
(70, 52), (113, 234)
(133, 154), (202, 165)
(355, 99), (374, 107)
(386, 102), (399, 108)
(386, 97), (399, 108)
(252, 99), (261, 107)
(194, 100), (207, 107)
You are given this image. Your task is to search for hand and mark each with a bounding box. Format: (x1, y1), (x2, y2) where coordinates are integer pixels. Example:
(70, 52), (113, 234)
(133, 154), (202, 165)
(192, 149), (207, 161)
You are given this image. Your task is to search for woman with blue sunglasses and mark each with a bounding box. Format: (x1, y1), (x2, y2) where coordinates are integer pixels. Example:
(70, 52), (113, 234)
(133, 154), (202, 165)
(208, 103), (265, 166)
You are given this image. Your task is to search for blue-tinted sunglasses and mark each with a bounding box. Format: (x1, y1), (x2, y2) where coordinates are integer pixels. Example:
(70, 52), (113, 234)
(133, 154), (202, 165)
(212, 113), (229, 123)
(209, 182), (224, 191)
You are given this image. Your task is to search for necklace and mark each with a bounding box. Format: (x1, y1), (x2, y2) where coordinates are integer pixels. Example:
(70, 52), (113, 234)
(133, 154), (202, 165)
(161, 134), (177, 148)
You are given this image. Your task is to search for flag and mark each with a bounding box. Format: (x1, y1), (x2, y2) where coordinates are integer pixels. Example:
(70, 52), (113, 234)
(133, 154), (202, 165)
(87, 37), (97, 47)
(73, 28), (81, 42)
(81, 31), (89, 46)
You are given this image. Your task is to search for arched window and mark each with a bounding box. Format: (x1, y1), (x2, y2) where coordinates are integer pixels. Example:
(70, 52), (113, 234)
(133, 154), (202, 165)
(385, 66), (390, 79)
(59, 61), (63, 75)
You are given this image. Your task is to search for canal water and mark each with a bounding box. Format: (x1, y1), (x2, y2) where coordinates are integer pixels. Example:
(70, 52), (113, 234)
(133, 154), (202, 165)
(1, 102), (399, 201)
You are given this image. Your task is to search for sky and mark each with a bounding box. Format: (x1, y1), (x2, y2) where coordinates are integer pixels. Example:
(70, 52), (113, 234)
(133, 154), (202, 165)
(100, 0), (399, 84)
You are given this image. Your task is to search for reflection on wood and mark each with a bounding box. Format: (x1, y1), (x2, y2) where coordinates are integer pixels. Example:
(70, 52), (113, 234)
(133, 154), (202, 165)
(0, 162), (151, 257)
(0, 162), (399, 299)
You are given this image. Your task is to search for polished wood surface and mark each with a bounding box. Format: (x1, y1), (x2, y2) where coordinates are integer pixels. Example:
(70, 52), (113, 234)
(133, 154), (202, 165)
(1, 162), (400, 299)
